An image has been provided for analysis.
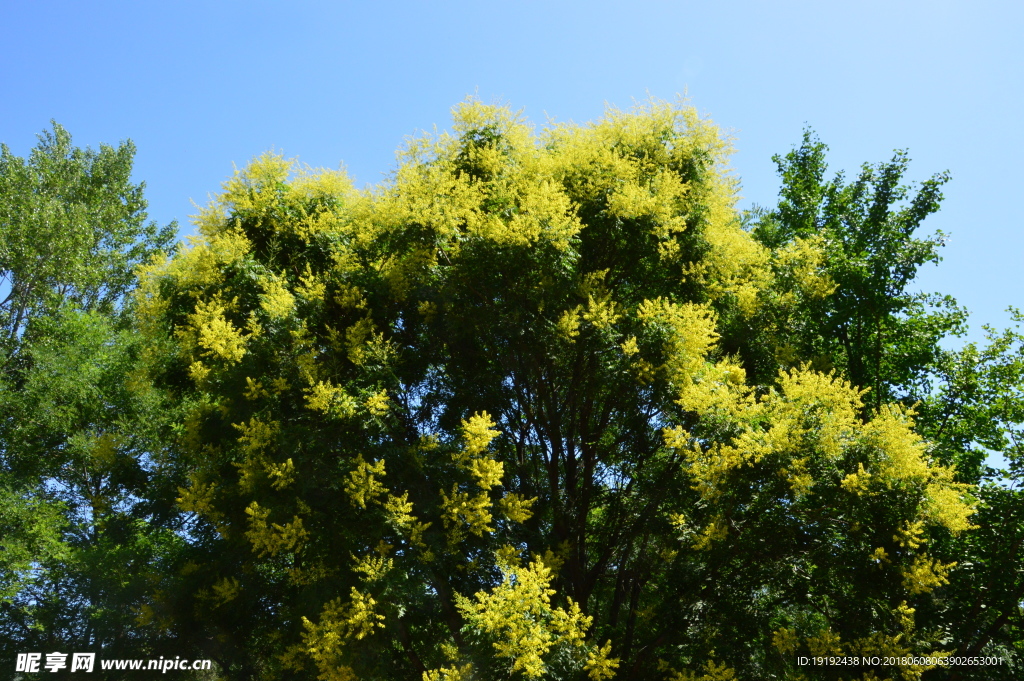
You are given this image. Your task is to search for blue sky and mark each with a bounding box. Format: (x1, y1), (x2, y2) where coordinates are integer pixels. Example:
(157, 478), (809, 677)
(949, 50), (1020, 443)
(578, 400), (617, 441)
(2, 0), (1021, 340)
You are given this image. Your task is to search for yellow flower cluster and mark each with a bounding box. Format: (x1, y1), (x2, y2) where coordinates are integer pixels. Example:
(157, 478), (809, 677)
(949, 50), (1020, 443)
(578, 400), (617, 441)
(440, 484), (494, 540)
(188, 298), (248, 364)
(244, 501), (308, 557)
(344, 455), (387, 509)
(663, 660), (737, 681)
(585, 640), (621, 681)
(300, 588), (386, 681)
(259, 273), (295, 320)
(497, 493), (537, 523)
(456, 554), (594, 679)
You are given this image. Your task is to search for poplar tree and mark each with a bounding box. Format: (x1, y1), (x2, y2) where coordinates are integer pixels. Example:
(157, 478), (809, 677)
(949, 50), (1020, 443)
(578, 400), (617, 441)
(0, 123), (178, 656)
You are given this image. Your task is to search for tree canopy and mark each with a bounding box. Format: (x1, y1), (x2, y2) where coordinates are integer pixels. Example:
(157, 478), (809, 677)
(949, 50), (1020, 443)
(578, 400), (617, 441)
(0, 123), (177, 660)
(3, 103), (1021, 681)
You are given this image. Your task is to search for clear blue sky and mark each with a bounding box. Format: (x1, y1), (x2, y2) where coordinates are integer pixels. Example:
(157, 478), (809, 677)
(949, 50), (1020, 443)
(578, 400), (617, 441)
(2, 0), (1021, 340)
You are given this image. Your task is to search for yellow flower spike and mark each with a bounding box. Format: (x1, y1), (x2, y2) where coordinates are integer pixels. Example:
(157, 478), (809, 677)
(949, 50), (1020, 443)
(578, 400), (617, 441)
(344, 317), (376, 365)
(468, 457), (504, 490)
(259, 273), (295, 320)
(265, 457), (296, 490)
(440, 485), (494, 537)
(585, 640), (620, 680)
(243, 376), (270, 400)
(806, 628), (843, 657)
(895, 601), (916, 632)
(422, 664), (473, 681)
(497, 493), (537, 523)
(894, 520), (926, 550)
(189, 298), (248, 363)
(842, 462), (873, 495)
(582, 293), (622, 330)
(666, 659), (738, 681)
(557, 305), (584, 341)
(176, 473), (220, 518)
(691, 517), (729, 550)
(620, 336), (640, 356)
(232, 417), (279, 455)
(462, 411), (500, 457)
(295, 265), (327, 301)
(304, 380), (357, 418)
(351, 551), (394, 583)
(244, 502), (308, 557)
(365, 389), (390, 416)
(187, 360), (210, 384)
(772, 628), (799, 656)
(902, 555), (956, 595)
(344, 455), (387, 509)
(457, 555), (594, 679)
(300, 589), (385, 681)
(495, 544), (522, 567)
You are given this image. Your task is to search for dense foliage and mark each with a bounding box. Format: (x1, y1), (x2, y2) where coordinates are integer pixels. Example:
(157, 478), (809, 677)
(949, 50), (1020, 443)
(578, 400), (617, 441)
(0, 124), (178, 659)
(2, 104), (1021, 680)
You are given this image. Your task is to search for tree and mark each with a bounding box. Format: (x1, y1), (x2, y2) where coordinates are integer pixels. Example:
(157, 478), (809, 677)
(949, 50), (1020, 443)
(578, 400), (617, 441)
(0, 122), (174, 350)
(749, 131), (1024, 678)
(0, 123), (178, 659)
(136, 100), (975, 680)
(918, 315), (1024, 677)
(747, 130), (965, 414)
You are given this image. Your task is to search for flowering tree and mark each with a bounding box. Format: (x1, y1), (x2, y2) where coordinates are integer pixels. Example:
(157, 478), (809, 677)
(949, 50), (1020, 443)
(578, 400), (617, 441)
(136, 100), (975, 680)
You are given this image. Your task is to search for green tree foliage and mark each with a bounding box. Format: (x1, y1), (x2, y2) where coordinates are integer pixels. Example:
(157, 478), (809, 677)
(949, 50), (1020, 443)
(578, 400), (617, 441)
(4, 106), (1019, 681)
(747, 131), (965, 413)
(918, 316), (1024, 676)
(136, 101), (977, 680)
(748, 132), (1024, 678)
(0, 123), (178, 657)
(0, 122), (174, 349)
